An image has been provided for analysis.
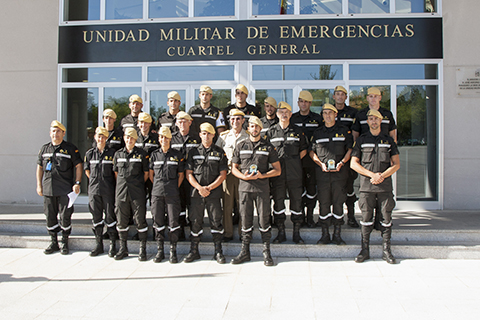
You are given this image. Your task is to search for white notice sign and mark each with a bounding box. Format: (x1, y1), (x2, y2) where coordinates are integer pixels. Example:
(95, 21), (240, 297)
(456, 67), (480, 96)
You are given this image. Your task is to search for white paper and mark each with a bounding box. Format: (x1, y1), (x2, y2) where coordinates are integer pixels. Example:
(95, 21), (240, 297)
(67, 191), (79, 208)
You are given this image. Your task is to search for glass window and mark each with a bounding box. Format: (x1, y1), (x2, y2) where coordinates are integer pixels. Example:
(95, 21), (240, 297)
(104, 87), (142, 122)
(255, 89), (293, 116)
(64, 0), (100, 21)
(149, 0), (188, 18)
(350, 64), (438, 80)
(195, 0), (235, 16)
(193, 89), (232, 111)
(253, 65), (342, 81)
(349, 85), (391, 110)
(349, 0), (389, 14)
(396, 85), (437, 200)
(63, 67), (142, 83)
(252, 0), (294, 15)
(148, 66), (235, 81)
(300, 0), (342, 14)
(106, 0), (143, 19)
(396, 0), (437, 13)
(149, 90), (186, 120)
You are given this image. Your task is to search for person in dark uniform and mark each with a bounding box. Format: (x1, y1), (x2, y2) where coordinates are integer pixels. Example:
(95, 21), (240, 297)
(149, 127), (185, 264)
(351, 109), (400, 264)
(36, 120), (83, 255)
(185, 123), (228, 264)
(120, 94), (157, 133)
(171, 111), (200, 240)
(266, 101), (309, 244)
(352, 87), (397, 231)
(158, 91), (182, 133)
(224, 84), (261, 130)
(95, 109), (124, 152)
(332, 86), (359, 228)
(309, 104), (353, 245)
(188, 85), (226, 137)
(290, 91), (323, 228)
(231, 116), (281, 266)
(260, 96), (278, 135)
(84, 127), (117, 257)
(113, 127), (150, 261)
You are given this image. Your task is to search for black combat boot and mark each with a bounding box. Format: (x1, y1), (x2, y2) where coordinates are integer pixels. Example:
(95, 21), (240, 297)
(183, 240), (201, 263)
(90, 225), (104, 256)
(213, 241), (226, 264)
(273, 221), (286, 244)
(153, 229), (165, 263)
(231, 232), (251, 264)
(60, 232), (70, 255)
(263, 241), (274, 267)
(138, 232), (148, 261)
(114, 232), (129, 260)
(107, 229), (117, 258)
(382, 227), (396, 264)
(169, 242), (178, 263)
(44, 231), (60, 255)
(306, 207), (316, 228)
(346, 195), (359, 228)
(317, 226), (331, 244)
(331, 225), (346, 245)
(355, 225), (373, 263)
(292, 222), (305, 244)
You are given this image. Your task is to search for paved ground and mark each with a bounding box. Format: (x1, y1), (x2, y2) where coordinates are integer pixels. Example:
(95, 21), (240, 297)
(1, 247), (480, 320)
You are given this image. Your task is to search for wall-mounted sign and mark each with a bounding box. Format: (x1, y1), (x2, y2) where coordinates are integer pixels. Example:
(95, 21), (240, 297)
(59, 17), (443, 63)
(456, 67), (480, 97)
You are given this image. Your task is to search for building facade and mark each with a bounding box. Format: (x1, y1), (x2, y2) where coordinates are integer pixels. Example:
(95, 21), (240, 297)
(1, 0), (479, 210)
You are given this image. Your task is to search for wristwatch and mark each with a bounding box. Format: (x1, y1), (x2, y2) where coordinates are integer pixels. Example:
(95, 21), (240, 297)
(75, 181), (81, 185)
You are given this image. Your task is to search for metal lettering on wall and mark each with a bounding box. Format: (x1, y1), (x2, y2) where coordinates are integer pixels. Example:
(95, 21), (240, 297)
(58, 18), (443, 63)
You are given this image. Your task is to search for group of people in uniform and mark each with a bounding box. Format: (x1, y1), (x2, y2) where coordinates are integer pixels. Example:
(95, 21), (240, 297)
(36, 84), (400, 266)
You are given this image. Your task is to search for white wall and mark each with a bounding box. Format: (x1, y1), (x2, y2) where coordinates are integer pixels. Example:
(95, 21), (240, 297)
(0, 1), (59, 203)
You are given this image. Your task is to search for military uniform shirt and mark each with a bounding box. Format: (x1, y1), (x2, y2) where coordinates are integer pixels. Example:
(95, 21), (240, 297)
(352, 107), (397, 136)
(224, 103), (261, 130)
(37, 140), (83, 197)
(135, 131), (160, 155)
(351, 132), (399, 193)
(149, 148), (184, 197)
(113, 147), (149, 201)
(186, 144), (228, 198)
(188, 105), (225, 135)
(216, 129), (249, 171)
(170, 131), (200, 157)
(260, 116), (279, 135)
(335, 105), (358, 131)
(120, 114), (157, 132)
(84, 146), (116, 196)
(290, 111), (323, 168)
(158, 111), (178, 133)
(92, 126), (124, 152)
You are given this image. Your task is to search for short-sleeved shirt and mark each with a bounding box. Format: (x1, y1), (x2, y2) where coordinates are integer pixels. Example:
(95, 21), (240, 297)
(84, 146), (116, 196)
(135, 131), (160, 156)
(170, 131), (200, 158)
(216, 129), (249, 171)
(352, 107), (397, 136)
(37, 140), (83, 197)
(157, 111), (178, 133)
(224, 103), (261, 130)
(149, 148), (184, 197)
(351, 132), (399, 193)
(290, 110), (324, 168)
(266, 123), (308, 182)
(188, 105), (226, 135)
(92, 126), (124, 152)
(232, 138), (279, 193)
(310, 123), (353, 181)
(260, 116), (279, 135)
(335, 105), (358, 131)
(186, 144), (228, 198)
(113, 147), (149, 201)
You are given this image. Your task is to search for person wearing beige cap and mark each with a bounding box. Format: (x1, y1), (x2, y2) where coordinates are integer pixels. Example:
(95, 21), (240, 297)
(260, 96), (279, 135)
(188, 85), (226, 137)
(350, 109), (400, 264)
(290, 90), (323, 229)
(231, 116), (281, 266)
(158, 91), (182, 133)
(185, 122), (228, 264)
(149, 126), (185, 264)
(216, 108), (249, 242)
(84, 127), (118, 257)
(266, 101), (309, 244)
(224, 84), (261, 130)
(36, 120), (83, 255)
(93, 108), (124, 152)
(331, 86), (360, 228)
(309, 104), (353, 245)
(171, 111), (201, 241)
(120, 94), (157, 133)
(112, 127), (150, 261)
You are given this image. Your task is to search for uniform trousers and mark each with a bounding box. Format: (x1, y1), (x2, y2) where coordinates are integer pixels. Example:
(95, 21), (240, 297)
(44, 195), (73, 234)
(238, 191), (271, 242)
(179, 179), (191, 223)
(302, 167), (317, 211)
(345, 169), (358, 206)
(88, 194), (116, 230)
(358, 192), (395, 229)
(222, 173), (239, 238)
(115, 194), (148, 233)
(270, 176), (304, 224)
(189, 196), (224, 242)
(316, 178), (347, 226)
(151, 194), (181, 243)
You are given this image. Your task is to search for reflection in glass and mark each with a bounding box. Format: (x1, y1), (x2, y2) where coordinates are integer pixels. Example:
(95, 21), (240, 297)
(104, 87), (142, 124)
(300, 0), (342, 14)
(148, 66), (235, 81)
(396, 85), (437, 200)
(149, 0), (188, 18)
(350, 64), (438, 80)
(63, 88), (98, 193)
(252, 65), (342, 81)
(252, 0), (294, 15)
(150, 90), (186, 120)
(64, 0), (100, 21)
(106, 0), (142, 19)
(193, 89), (232, 111)
(64, 68), (142, 83)
(349, 0), (389, 14)
(349, 86), (391, 110)
(255, 89), (293, 116)
(396, 0), (436, 13)
(302, 89), (334, 114)
(195, 0), (235, 16)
